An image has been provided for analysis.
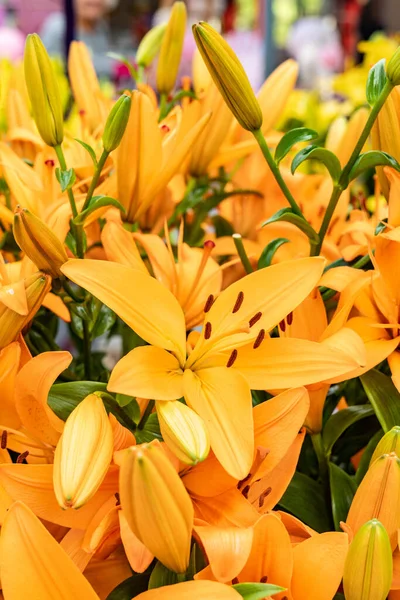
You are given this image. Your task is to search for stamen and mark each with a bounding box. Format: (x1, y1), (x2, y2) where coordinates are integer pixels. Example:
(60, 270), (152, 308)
(241, 484), (250, 498)
(181, 240), (216, 310)
(232, 578), (239, 585)
(160, 124), (170, 133)
(287, 311), (293, 325)
(249, 311), (262, 327)
(226, 349), (238, 368)
(253, 329), (265, 349)
(16, 450), (29, 463)
(258, 487), (272, 508)
(232, 291), (244, 313)
(1, 430), (7, 449)
(204, 322), (212, 339)
(260, 576), (268, 583)
(115, 492), (121, 505)
(45, 159), (55, 167)
(204, 294), (215, 313)
(238, 473), (251, 488)
(279, 319), (286, 332)
(79, 109), (86, 116)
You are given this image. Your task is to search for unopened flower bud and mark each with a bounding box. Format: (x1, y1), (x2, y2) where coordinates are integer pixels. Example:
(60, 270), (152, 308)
(0, 272), (51, 349)
(53, 394), (113, 509)
(102, 93), (132, 153)
(13, 207), (68, 278)
(24, 34), (64, 146)
(119, 440), (193, 573)
(387, 47), (400, 86)
(370, 426), (400, 465)
(136, 23), (167, 68)
(156, 2), (187, 95)
(347, 452), (400, 548)
(192, 22), (263, 131)
(156, 400), (210, 465)
(343, 519), (393, 600)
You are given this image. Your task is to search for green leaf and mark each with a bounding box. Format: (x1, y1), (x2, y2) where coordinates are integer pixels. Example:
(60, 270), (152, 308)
(105, 573), (150, 600)
(366, 59), (387, 106)
(274, 127), (319, 164)
(135, 413), (162, 443)
(278, 471), (332, 532)
(257, 238), (289, 269)
(75, 138), (98, 167)
(291, 145), (342, 183)
(107, 52), (138, 81)
(361, 369), (400, 431)
(262, 208), (319, 245)
(186, 542), (207, 580)
(322, 405), (375, 457)
(349, 150), (400, 181)
(355, 429), (384, 484)
(90, 302), (117, 339)
(329, 462), (357, 530)
(48, 381), (107, 420)
(148, 561), (185, 589)
(212, 215), (234, 237)
(232, 582), (285, 599)
(55, 167), (76, 192)
(73, 195), (126, 225)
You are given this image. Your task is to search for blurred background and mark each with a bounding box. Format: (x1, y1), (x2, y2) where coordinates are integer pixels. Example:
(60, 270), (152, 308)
(0, 0), (398, 91)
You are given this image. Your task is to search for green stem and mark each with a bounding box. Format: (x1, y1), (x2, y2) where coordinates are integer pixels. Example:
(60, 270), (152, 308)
(138, 399), (155, 429)
(233, 233), (254, 274)
(62, 279), (84, 303)
(82, 320), (92, 380)
(54, 144), (84, 258)
(82, 149), (109, 212)
(252, 128), (304, 218)
(312, 81), (394, 256)
(158, 93), (168, 122)
(137, 64), (145, 84)
(311, 432), (329, 484)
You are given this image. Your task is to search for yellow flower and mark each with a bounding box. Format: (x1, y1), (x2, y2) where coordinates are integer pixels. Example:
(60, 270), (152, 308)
(13, 206), (68, 278)
(53, 393), (113, 509)
(343, 519), (393, 600)
(192, 22), (262, 131)
(157, 400), (210, 465)
(119, 441), (193, 572)
(24, 34), (64, 147)
(370, 426), (400, 464)
(137, 23), (167, 68)
(156, 2), (187, 95)
(62, 256), (365, 479)
(387, 46), (400, 86)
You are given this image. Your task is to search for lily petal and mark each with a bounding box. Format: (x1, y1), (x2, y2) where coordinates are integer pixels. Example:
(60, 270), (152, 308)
(119, 510), (154, 573)
(0, 342), (22, 429)
(134, 581), (241, 599)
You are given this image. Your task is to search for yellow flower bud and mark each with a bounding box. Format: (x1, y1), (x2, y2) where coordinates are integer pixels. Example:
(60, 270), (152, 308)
(387, 47), (400, 86)
(157, 400), (210, 465)
(347, 452), (400, 548)
(136, 23), (167, 68)
(13, 207), (68, 278)
(156, 2), (187, 95)
(119, 440), (193, 573)
(24, 34), (64, 147)
(343, 519), (393, 600)
(192, 22), (263, 131)
(0, 272), (51, 349)
(102, 93), (132, 153)
(53, 394), (113, 509)
(370, 426), (400, 465)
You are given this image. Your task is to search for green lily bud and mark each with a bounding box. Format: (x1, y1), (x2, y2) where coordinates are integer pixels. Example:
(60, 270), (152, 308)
(343, 519), (393, 600)
(102, 93), (132, 153)
(156, 2), (187, 95)
(136, 23), (167, 68)
(24, 34), (64, 147)
(387, 47), (400, 86)
(192, 22), (263, 132)
(371, 426), (400, 465)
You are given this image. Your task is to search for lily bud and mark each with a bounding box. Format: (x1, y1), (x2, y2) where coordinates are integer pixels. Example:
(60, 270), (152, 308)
(53, 394), (113, 509)
(371, 426), (400, 465)
(13, 207), (68, 278)
(156, 2), (187, 95)
(387, 47), (400, 86)
(102, 93), (132, 153)
(136, 23), (167, 68)
(343, 519), (393, 600)
(156, 400), (210, 465)
(192, 22), (263, 131)
(24, 34), (64, 147)
(119, 440), (193, 573)
(347, 452), (400, 548)
(0, 272), (51, 349)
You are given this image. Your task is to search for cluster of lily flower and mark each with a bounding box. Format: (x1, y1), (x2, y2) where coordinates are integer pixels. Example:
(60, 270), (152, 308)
(2, 2), (400, 599)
